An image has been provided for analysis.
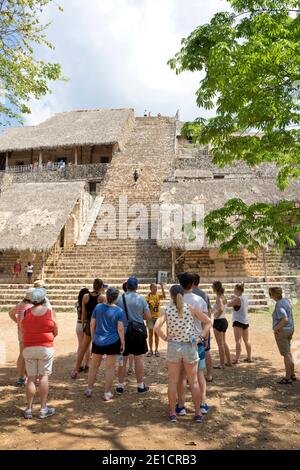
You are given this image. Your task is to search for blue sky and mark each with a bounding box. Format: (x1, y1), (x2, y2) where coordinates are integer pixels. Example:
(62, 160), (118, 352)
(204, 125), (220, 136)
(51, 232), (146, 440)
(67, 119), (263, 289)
(26, 0), (230, 125)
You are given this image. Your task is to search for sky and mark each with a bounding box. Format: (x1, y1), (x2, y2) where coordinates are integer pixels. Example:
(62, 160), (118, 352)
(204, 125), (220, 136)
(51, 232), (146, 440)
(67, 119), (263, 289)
(25, 0), (230, 125)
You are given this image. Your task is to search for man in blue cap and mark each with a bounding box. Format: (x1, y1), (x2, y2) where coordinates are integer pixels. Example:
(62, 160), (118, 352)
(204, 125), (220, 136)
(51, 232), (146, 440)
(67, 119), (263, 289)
(116, 277), (151, 394)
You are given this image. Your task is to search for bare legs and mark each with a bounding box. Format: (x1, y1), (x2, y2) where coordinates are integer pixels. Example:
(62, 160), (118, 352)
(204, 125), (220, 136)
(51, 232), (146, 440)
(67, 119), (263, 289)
(39, 375), (49, 409)
(242, 328), (252, 361)
(25, 375), (49, 410)
(128, 354), (134, 372)
(197, 370), (207, 405)
(74, 334), (91, 372)
(234, 327), (251, 362)
(168, 361), (200, 417)
(76, 327), (91, 368)
(104, 356), (116, 393)
(87, 354), (117, 395)
(283, 352), (295, 379)
(234, 327), (242, 362)
(87, 354), (103, 389)
(214, 330), (232, 367)
(25, 376), (36, 410)
(148, 328), (160, 354)
(118, 355), (144, 385)
(168, 362), (181, 415)
(17, 341), (26, 379)
(177, 366), (207, 408)
(205, 350), (213, 380)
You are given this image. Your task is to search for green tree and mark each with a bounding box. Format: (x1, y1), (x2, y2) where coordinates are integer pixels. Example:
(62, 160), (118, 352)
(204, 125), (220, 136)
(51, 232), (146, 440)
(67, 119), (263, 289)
(169, 0), (300, 252)
(0, 0), (63, 126)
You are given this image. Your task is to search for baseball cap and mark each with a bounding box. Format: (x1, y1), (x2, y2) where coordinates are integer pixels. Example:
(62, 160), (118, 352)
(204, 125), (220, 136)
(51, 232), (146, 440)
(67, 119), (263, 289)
(103, 283), (109, 289)
(127, 277), (138, 289)
(31, 287), (47, 304)
(24, 288), (35, 302)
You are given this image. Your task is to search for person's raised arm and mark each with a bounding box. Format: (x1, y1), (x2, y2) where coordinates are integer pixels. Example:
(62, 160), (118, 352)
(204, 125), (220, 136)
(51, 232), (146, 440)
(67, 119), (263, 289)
(225, 296), (241, 308)
(190, 306), (212, 340)
(160, 283), (166, 299)
(154, 311), (167, 341)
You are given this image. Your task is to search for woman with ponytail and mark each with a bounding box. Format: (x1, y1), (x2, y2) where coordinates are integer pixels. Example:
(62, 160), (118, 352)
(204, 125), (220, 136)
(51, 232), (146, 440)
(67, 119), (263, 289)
(154, 285), (211, 423)
(212, 281), (231, 369)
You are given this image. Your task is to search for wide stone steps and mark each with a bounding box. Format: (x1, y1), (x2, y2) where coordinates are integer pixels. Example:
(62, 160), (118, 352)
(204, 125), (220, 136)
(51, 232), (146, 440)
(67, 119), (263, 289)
(0, 281), (271, 313)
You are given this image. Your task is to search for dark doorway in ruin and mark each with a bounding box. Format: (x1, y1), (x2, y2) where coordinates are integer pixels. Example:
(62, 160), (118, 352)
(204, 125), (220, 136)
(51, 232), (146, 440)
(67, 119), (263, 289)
(0, 154), (5, 171)
(59, 227), (65, 248)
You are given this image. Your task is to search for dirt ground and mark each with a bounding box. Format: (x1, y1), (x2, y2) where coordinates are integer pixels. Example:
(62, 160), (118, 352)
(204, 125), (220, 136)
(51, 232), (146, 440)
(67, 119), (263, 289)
(0, 310), (299, 450)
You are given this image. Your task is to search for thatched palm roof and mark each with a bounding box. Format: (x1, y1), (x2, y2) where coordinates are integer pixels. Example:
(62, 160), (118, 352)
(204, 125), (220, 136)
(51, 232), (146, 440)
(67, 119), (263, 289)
(157, 178), (300, 249)
(0, 181), (86, 251)
(0, 109), (134, 152)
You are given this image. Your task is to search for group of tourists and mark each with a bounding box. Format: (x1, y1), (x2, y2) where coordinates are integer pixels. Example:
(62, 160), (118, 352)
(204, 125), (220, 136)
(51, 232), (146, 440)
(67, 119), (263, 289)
(8, 273), (296, 421)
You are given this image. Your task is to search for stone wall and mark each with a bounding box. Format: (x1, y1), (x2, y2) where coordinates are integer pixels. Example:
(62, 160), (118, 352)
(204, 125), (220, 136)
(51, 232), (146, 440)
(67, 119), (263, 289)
(176, 138), (278, 178)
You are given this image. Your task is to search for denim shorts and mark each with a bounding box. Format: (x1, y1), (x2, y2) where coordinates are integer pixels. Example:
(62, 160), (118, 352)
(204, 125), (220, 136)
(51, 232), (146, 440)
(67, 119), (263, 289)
(166, 341), (199, 364)
(197, 343), (206, 371)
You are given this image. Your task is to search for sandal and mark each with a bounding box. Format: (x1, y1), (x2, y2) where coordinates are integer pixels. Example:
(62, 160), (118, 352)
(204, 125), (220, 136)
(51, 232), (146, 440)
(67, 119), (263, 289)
(155, 351), (160, 357)
(291, 374), (297, 381)
(278, 378), (293, 384)
(232, 359), (240, 364)
(243, 358), (253, 363)
(146, 352), (153, 357)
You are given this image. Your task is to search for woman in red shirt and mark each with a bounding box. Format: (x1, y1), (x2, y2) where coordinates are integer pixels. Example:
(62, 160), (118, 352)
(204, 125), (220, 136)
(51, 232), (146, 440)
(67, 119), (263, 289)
(21, 288), (58, 419)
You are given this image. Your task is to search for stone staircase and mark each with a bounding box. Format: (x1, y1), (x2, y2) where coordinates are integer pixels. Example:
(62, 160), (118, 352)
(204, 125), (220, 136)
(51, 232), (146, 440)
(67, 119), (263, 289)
(25, 117), (176, 312)
(1, 117), (300, 314)
(0, 281), (294, 313)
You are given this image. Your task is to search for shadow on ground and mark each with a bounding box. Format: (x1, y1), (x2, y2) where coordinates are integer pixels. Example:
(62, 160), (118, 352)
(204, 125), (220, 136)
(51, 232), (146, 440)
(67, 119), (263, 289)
(0, 348), (299, 450)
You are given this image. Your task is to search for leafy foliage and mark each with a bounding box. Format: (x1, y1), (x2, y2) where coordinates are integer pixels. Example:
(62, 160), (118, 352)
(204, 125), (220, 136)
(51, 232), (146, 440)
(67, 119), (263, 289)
(0, 0), (63, 126)
(169, 0), (300, 252)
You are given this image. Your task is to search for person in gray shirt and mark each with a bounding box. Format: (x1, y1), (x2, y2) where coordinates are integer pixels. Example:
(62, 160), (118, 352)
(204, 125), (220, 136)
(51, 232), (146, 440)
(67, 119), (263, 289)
(116, 277), (151, 394)
(192, 274), (211, 312)
(269, 287), (296, 384)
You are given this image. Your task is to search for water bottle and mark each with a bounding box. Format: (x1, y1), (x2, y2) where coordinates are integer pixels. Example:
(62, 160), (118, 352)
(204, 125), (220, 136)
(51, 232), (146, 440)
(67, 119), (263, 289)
(117, 355), (124, 367)
(191, 335), (197, 350)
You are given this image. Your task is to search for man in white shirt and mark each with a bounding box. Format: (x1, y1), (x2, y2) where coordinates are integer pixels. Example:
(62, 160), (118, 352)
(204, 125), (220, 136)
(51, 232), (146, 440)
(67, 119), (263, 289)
(177, 272), (212, 416)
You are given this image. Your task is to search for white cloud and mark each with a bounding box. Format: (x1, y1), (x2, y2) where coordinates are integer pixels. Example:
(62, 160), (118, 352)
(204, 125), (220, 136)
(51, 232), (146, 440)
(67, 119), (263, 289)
(26, 0), (230, 125)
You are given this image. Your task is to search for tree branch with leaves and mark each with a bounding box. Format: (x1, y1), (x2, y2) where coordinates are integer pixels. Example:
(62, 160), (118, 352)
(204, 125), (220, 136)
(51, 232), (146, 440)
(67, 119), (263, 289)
(0, 0), (64, 126)
(169, 0), (300, 252)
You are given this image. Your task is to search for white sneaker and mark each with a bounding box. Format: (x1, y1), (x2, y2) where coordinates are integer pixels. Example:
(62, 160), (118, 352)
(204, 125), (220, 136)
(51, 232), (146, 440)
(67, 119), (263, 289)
(39, 407), (55, 419)
(24, 409), (33, 419)
(103, 392), (114, 402)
